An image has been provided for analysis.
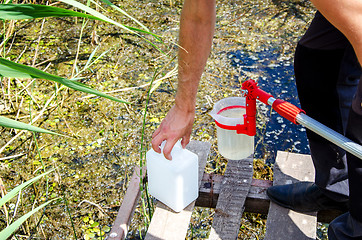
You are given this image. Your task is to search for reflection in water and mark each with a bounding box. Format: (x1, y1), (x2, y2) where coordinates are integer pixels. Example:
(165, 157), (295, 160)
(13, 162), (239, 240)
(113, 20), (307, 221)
(229, 49), (310, 164)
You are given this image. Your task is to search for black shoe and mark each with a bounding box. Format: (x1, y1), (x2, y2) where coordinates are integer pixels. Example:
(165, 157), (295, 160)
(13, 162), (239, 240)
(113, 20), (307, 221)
(267, 181), (349, 213)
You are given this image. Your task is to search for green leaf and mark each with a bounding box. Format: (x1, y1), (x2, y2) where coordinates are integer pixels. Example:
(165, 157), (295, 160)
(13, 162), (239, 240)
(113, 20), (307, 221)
(58, 0), (161, 39)
(0, 169), (54, 208)
(0, 3), (100, 20)
(0, 116), (62, 135)
(0, 198), (58, 239)
(0, 3), (161, 39)
(0, 63), (32, 78)
(103, 225), (111, 232)
(59, 0), (135, 33)
(98, 0), (149, 32)
(0, 58), (130, 104)
(83, 216), (90, 223)
(0, 2), (164, 53)
(90, 221), (99, 228)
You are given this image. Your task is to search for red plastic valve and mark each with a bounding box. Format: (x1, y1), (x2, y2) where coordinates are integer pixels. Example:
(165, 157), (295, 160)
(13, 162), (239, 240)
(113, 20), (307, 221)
(242, 79), (305, 125)
(272, 99), (305, 124)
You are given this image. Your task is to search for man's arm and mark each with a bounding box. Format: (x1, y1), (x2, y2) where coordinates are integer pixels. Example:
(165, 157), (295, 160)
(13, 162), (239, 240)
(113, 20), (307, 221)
(151, 0), (216, 159)
(312, 0), (362, 65)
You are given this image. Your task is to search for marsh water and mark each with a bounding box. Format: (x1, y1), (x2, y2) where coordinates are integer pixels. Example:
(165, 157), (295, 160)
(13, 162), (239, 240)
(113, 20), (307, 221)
(0, 0), (322, 239)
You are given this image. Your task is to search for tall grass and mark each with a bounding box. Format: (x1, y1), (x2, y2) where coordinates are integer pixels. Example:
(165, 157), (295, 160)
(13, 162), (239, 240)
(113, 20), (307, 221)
(0, 170), (56, 239)
(0, 1), (163, 134)
(138, 56), (176, 234)
(0, 1), (165, 238)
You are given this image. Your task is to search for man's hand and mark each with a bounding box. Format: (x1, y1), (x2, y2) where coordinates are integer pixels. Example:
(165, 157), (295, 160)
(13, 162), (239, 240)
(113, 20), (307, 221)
(151, 0), (215, 160)
(151, 104), (195, 160)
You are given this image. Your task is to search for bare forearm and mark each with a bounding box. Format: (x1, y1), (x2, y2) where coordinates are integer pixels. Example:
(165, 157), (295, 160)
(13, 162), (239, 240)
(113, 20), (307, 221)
(151, 0), (216, 157)
(175, 0), (216, 112)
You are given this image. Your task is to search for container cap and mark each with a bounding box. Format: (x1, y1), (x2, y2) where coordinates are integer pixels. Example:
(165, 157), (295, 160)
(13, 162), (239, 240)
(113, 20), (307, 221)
(156, 140), (193, 163)
(159, 140), (182, 156)
(209, 97), (246, 127)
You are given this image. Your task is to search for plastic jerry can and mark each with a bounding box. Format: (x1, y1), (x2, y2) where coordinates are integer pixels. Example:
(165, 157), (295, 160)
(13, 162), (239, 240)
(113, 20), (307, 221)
(146, 141), (199, 212)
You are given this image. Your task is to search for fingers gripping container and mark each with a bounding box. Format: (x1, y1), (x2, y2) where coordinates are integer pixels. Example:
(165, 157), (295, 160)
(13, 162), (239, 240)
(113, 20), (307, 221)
(146, 141), (199, 212)
(210, 97), (255, 160)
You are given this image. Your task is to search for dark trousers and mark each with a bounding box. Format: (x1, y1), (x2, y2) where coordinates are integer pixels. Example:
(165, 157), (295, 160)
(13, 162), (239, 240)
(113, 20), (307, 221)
(293, 13), (362, 239)
(294, 44), (359, 201)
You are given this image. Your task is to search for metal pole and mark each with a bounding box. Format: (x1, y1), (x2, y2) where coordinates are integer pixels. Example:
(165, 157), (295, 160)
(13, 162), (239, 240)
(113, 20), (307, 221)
(296, 113), (362, 159)
(241, 79), (362, 160)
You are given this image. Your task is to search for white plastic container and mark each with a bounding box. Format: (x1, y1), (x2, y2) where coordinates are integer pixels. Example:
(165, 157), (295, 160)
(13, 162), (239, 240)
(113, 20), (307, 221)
(210, 97), (254, 160)
(146, 141), (199, 212)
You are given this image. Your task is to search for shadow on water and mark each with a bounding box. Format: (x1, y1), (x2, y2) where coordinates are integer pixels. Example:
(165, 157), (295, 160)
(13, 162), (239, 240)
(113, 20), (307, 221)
(228, 49), (310, 164)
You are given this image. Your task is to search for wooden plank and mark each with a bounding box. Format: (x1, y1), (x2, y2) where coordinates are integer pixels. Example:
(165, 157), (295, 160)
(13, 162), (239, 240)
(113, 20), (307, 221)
(197, 175), (270, 214)
(108, 166), (146, 240)
(196, 174), (343, 222)
(196, 173), (223, 209)
(145, 140), (211, 240)
(244, 179), (271, 215)
(209, 156), (254, 240)
(264, 151), (317, 240)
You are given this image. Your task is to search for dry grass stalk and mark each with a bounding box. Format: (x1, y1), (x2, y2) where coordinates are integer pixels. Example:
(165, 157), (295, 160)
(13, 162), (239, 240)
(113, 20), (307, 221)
(81, 66), (178, 99)
(31, 18), (46, 67)
(0, 153), (26, 161)
(0, 177), (9, 226)
(0, 85), (66, 154)
(0, 20), (15, 51)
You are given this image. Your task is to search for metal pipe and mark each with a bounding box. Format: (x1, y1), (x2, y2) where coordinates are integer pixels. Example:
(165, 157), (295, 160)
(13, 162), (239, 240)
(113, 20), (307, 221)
(242, 79), (362, 159)
(296, 113), (362, 159)
(267, 97), (276, 106)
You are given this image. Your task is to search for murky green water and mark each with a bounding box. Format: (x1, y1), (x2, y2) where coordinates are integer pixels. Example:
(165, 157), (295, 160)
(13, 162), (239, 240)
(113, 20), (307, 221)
(0, 0), (318, 239)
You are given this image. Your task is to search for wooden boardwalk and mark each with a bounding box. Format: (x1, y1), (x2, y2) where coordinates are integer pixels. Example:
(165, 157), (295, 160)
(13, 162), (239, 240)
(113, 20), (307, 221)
(107, 141), (344, 240)
(264, 151), (316, 240)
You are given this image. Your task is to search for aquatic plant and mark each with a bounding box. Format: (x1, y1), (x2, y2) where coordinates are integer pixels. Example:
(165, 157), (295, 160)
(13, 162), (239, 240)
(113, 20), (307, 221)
(0, 0), (318, 238)
(0, 170), (56, 239)
(0, 1), (163, 238)
(0, 1), (161, 133)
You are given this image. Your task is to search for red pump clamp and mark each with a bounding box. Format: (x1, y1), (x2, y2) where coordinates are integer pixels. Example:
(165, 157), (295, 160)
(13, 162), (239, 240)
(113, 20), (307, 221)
(214, 105), (255, 136)
(241, 79), (305, 125)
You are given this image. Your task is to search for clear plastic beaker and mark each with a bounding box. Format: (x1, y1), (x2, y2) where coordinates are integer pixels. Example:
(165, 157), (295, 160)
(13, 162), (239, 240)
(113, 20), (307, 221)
(210, 97), (254, 160)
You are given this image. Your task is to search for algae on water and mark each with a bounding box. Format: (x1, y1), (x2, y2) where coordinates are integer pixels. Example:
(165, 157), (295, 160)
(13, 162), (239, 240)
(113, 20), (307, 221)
(0, 0), (315, 239)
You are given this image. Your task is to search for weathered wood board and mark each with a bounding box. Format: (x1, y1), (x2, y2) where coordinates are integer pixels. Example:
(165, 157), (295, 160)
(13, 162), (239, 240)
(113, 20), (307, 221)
(108, 166), (146, 240)
(196, 173), (343, 222)
(209, 156), (254, 240)
(145, 140), (211, 240)
(264, 151), (317, 240)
